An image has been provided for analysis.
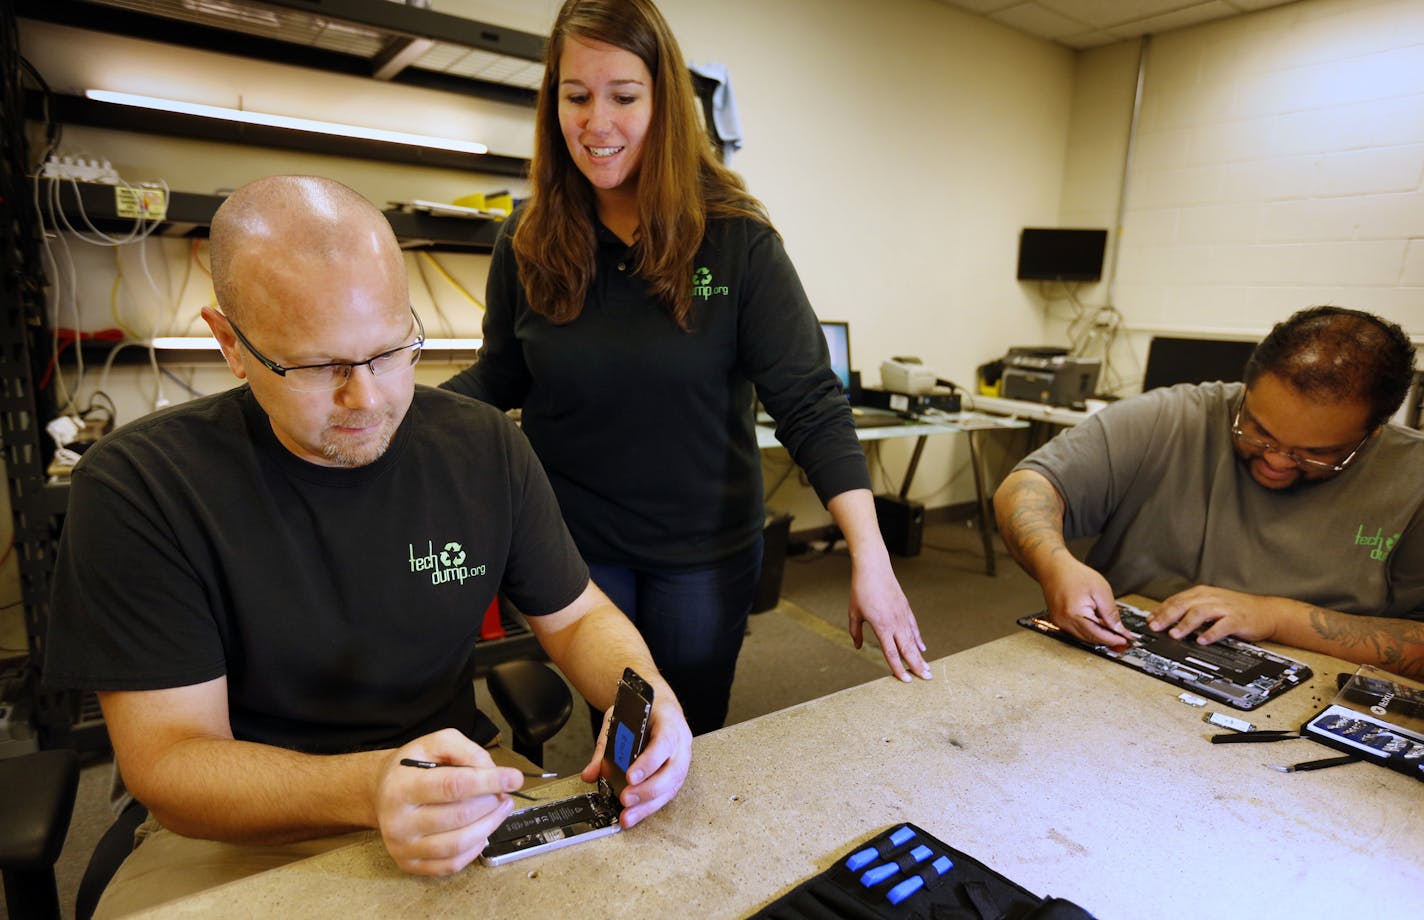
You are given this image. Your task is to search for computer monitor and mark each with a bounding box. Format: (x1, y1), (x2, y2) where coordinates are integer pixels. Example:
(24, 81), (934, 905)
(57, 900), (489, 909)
(1016, 228), (1108, 282)
(1141, 337), (1258, 391)
(821, 320), (852, 392)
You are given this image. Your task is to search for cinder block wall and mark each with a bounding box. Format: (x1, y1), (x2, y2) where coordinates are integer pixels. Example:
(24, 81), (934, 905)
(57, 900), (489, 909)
(1061, 0), (1424, 393)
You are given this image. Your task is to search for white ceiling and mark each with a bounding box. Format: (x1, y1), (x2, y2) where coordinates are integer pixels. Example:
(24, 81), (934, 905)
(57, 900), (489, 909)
(931, 0), (1301, 49)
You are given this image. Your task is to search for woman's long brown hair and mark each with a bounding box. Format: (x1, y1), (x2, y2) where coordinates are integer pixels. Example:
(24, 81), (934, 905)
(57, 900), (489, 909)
(513, 0), (771, 330)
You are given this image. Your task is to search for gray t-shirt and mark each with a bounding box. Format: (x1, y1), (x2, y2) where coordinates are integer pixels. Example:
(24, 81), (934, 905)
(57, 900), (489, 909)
(1017, 381), (1424, 619)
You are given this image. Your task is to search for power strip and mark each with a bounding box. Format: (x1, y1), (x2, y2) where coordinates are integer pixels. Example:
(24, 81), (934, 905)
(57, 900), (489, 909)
(39, 154), (120, 184)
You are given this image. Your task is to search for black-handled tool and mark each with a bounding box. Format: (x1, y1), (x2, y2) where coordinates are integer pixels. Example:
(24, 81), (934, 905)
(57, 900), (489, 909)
(1268, 755), (1358, 773)
(1209, 731), (1300, 744)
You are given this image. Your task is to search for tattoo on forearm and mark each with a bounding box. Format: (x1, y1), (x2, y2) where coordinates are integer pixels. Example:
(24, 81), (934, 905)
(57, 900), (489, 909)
(1308, 607), (1424, 679)
(996, 478), (1070, 574)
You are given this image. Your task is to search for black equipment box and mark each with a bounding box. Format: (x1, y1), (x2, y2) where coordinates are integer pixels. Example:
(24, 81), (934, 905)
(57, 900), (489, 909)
(856, 386), (961, 416)
(874, 494), (923, 557)
(752, 512), (794, 614)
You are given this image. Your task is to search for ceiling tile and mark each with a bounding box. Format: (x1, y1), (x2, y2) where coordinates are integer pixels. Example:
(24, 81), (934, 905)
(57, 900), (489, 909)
(1225, 0), (1300, 10)
(990, 2), (1092, 39)
(930, 0), (1304, 48)
(1057, 29), (1127, 49)
(941, 0), (1024, 14)
(1039, 0), (1189, 31)
(1125, 1), (1244, 36)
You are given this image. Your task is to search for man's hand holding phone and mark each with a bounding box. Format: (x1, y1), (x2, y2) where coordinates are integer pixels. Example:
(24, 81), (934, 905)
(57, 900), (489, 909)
(479, 668), (691, 865)
(585, 677), (691, 828)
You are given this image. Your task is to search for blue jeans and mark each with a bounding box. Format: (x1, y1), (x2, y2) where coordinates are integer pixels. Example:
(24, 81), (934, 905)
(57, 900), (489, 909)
(588, 536), (763, 736)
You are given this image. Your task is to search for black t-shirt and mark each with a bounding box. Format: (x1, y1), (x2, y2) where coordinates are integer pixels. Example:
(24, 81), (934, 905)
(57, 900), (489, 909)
(443, 213), (871, 568)
(43, 385), (589, 754)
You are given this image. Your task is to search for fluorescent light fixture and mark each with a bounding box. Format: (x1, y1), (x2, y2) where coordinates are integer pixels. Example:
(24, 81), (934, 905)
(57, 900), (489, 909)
(152, 337), (483, 351)
(85, 89), (489, 156)
(152, 337), (222, 350)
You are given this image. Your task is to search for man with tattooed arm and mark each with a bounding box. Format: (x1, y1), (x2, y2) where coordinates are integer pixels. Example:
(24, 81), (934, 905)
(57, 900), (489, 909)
(994, 306), (1424, 678)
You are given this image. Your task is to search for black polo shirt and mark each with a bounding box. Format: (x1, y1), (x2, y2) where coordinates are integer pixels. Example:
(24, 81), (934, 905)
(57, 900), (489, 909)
(444, 212), (869, 568)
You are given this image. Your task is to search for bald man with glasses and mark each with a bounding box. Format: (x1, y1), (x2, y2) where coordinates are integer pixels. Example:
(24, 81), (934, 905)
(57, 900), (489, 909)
(994, 306), (1424, 679)
(43, 176), (691, 916)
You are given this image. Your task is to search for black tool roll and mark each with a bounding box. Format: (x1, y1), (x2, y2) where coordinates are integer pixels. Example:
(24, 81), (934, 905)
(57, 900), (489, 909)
(749, 822), (1095, 920)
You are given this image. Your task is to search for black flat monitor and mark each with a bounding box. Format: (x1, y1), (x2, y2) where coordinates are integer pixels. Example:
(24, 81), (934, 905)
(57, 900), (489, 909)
(1016, 228), (1108, 282)
(1142, 336), (1258, 391)
(821, 320), (852, 392)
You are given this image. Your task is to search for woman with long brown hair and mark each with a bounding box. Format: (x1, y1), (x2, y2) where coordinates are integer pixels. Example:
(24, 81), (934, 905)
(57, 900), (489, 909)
(444, 0), (931, 735)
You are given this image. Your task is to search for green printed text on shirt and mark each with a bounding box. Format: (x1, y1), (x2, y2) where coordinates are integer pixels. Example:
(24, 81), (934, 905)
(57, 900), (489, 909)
(1354, 525), (1399, 563)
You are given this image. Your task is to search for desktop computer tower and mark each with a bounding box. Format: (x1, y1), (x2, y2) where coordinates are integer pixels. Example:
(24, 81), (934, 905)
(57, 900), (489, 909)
(874, 494), (923, 557)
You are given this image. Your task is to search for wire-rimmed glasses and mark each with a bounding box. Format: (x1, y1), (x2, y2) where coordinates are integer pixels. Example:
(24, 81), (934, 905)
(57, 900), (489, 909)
(1230, 397), (1370, 473)
(228, 308), (424, 392)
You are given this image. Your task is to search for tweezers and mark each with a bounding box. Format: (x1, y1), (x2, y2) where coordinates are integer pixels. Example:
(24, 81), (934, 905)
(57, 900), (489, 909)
(1209, 730), (1300, 744)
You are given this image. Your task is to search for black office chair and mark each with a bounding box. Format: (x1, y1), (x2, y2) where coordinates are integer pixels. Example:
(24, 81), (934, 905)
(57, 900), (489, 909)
(3, 659), (573, 920)
(484, 658), (573, 766)
(0, 748), (79, 920)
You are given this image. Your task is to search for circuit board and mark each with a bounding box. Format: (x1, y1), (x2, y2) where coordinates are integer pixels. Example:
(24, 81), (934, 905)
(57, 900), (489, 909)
(1018, 602), (1312, 710)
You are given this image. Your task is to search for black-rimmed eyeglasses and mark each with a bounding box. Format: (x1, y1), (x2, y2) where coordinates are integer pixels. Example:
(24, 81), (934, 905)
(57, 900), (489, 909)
(1230, 398), (1371, 473)
(228, 308), (424, 392)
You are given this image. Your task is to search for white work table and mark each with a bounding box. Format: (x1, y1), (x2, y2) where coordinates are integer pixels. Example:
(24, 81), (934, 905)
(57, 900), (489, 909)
(757, 409), (1026, 573)
(143, 623), (1423, 919)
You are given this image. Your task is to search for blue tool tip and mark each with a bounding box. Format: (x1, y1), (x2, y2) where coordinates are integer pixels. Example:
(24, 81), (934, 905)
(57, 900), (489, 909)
(844, 847), (876, 871)
(886, 876), (924, 905)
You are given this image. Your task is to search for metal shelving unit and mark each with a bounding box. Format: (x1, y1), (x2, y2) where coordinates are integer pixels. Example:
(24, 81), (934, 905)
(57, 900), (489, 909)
(36, 177), (507, 253)
(2, 2), (102, 754)
(17, 0), (544, 176)
(3, 0), (552, 754)
(17, 0), (548, 106)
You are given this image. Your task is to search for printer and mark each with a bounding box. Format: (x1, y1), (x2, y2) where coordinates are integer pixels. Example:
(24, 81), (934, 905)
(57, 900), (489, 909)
(879, 357), (938, 395)
(999, 346), (1101, 409)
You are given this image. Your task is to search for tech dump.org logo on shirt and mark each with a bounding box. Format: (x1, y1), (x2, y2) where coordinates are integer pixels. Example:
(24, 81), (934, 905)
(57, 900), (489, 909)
(1354, 526), (1400, 563)
(408, 539), (487, 586)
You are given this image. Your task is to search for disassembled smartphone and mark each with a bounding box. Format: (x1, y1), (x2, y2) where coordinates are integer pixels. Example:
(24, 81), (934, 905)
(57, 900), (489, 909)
(480, 668), (653, 866)
(1018, 601), (1312, 710)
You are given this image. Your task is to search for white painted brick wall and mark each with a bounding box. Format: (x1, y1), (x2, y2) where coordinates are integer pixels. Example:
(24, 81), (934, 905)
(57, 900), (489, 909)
(1076, 0), (1424, 358)
(1406, 241), (1424, 284)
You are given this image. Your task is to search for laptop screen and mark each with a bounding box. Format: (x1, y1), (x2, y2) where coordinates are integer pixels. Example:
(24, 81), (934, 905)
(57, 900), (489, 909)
(821, 321), (851, 392)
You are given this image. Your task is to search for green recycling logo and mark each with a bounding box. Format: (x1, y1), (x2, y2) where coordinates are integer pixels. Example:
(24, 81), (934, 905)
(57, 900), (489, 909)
(691, 266), (729, 300)
(440, 542), (465, 567)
